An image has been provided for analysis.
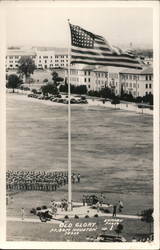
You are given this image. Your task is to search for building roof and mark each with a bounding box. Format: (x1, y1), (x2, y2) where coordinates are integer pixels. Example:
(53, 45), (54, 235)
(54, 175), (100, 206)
(35, 47), (68, 54)
(120, 66), (153, 75)
(7, 49), (36, 56)
(94, 66), (109, 72)
(82, 65), (96, 71)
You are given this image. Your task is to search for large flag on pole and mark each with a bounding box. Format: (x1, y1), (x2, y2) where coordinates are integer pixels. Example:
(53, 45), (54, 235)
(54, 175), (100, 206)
(69, 23), (142, 69)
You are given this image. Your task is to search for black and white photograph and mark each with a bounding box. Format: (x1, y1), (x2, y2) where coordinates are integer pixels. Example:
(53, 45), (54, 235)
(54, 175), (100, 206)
(0, 0), (159, 248)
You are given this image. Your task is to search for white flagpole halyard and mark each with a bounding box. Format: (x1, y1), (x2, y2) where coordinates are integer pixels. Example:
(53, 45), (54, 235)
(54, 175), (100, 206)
(67, 19), (72, 211)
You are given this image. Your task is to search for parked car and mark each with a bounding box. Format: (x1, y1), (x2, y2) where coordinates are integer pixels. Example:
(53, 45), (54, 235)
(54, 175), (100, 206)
(95, 234), (126, 242)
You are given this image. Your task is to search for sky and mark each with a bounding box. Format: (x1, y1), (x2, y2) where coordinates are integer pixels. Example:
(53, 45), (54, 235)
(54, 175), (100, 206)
(6, 5), (153, 49)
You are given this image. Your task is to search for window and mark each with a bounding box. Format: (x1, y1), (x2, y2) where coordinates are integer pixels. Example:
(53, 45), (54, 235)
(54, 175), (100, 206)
(39, 56), (41, 58)
(55, 56), (58, 58)
(43, 56), (48, 59)
(145, 75), (148, 81)
(88, 78), (90, 82)
(146, 84), (148, 88)
(45, 60), (47, 63)
(129, 75), (132, 80)
(130, 83), (132, 88)
(39, 60), (41, 63)
(88, 71), (90, 76)
(84, 78), (86, 82)
(9, 56), (13, 59)
(149, 75), (152, 81)
(149, 84), (152, 88)
(84, 71), (87, 75)
(133, 83), (136, 88)
(15, 56), (19, 59)
(9, 65), (13, 67)
(88, 85), (90, 88)
(61, 56), (64, 58)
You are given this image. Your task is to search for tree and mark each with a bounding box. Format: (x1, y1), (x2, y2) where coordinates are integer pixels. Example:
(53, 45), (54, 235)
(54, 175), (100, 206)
(111, 97), (120, 108)
(51, 71), (64, 87)
(18, 56), (36, 82)
(141, 209), (153, 234)
(41, 83), (58, 96)
(6, 74), (21, 93)
(32, 89), (38, 94)
(142, 93), (153, 105)
(115, 223), (123, 236)
(99, 87), (112, 99)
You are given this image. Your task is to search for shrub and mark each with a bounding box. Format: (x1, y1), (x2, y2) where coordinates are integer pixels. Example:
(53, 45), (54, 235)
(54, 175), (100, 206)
(36, 207), (41, 211)
(94, 214), (99, 217)
(43, 78), (48, 83)
(85, 215), (89, 218)
(41, 205), (47, 209)
(30, 208), (36, 214)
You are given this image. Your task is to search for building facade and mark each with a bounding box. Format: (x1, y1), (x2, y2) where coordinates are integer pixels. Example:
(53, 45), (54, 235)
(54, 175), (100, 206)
(119, 67), (153, 97)
(6, 47), (68, 70)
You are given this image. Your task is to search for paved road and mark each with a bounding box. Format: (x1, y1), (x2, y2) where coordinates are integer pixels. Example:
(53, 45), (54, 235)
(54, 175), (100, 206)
(7, 212), (141, 224)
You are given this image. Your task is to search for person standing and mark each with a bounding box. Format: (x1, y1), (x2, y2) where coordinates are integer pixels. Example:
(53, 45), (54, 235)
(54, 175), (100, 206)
(118, 200), (124, 212)
(112, 204), (117, 217)
(21, 208), (25, 221)
(82, 195), (86, 206)
(77, 173), (81, 183)
(96, 201), (100, 213)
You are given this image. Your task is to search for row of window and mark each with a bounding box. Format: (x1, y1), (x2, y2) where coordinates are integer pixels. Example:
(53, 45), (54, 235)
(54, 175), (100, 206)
(7, 55), (68, 60)
(146, 84), (152, 89)
(84, 78), (90, 83)
(95, 72), (107, 78)
(146, 75), (152, 81)
(70, 77), (79, 82)
(37, 63), (67, 68)
(123, 82), (138, 88)
(121, 74), (139, 80)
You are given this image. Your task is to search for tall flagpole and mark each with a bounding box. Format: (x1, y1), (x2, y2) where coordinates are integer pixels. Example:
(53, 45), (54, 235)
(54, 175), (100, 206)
(67, 19), (72, 211)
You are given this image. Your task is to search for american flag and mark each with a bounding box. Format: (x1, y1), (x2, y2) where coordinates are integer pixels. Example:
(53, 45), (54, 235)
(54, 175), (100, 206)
(69, 23), (142, 69)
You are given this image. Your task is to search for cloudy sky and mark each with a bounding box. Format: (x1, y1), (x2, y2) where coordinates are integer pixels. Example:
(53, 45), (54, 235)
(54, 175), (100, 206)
(6, 4), (153, 49)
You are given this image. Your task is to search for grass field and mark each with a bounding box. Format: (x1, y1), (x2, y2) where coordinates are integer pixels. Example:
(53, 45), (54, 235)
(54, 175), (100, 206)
(6, 93), (153, 241)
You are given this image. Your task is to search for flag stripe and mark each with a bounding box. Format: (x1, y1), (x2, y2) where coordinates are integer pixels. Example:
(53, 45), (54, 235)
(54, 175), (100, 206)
(71, 60), (142, 69)
(71, 48), (135, 59)
(71, 54), (140, 65)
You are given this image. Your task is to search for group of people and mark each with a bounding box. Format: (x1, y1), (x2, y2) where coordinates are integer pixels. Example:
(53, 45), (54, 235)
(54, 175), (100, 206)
(6, 170), (80, 192)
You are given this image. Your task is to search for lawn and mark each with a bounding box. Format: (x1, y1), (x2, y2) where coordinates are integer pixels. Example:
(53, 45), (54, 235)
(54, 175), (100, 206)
(6, 93), (153, 241)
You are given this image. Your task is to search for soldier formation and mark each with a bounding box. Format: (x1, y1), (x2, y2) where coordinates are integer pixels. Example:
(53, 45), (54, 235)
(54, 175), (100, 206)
(6, 170), (80, 192)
